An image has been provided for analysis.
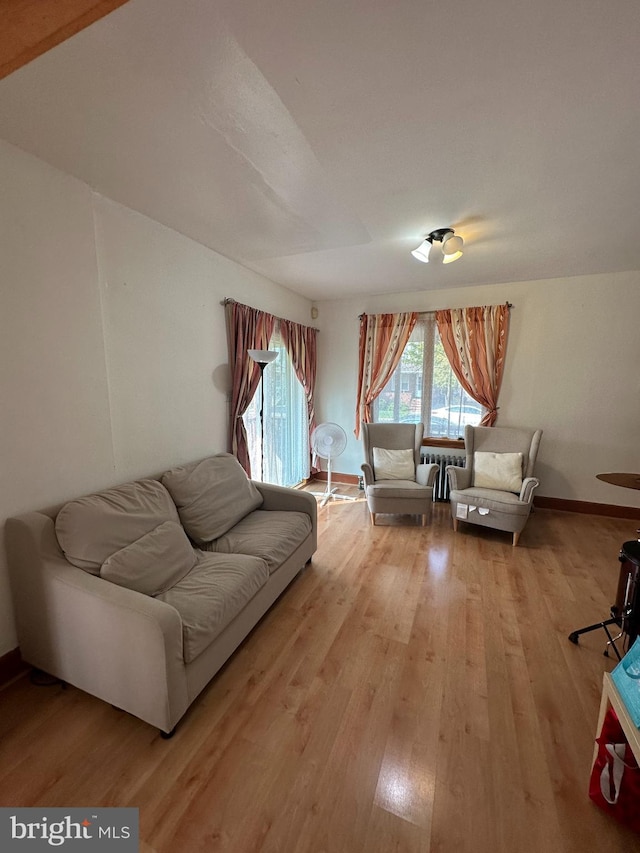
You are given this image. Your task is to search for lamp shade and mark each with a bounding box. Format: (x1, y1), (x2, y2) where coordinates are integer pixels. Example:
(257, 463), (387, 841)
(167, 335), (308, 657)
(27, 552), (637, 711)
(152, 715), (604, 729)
(410, 239), (432, 263)
(441, 231), (463, 263)
(442, 233), (463, 255)
(248, 349), (278, 364)
(411, 238), (444, 263)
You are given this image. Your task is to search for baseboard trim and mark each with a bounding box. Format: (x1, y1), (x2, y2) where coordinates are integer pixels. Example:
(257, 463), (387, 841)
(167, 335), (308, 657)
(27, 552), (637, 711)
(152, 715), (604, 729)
(312, 474), (640, 520)
(314, 471), (360, 486)
(0, 648), (27, 688)
(535, 495), (640, 520)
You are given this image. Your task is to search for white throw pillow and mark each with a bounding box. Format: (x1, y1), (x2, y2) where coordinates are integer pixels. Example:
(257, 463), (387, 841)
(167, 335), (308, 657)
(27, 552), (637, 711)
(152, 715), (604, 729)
(473, 451), (523, 492)
(372, 447), (415, 481)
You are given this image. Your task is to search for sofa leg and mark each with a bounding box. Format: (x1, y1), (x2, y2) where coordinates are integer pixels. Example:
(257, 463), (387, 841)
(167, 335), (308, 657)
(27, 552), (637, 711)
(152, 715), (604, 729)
(422, 514), (427, 527)
(452, 518), (458, 532)
(160, 726), (176, 739)
(30, 668), (64, 687)
(370, 512), (376, 526)
(512, 531), (520, 547)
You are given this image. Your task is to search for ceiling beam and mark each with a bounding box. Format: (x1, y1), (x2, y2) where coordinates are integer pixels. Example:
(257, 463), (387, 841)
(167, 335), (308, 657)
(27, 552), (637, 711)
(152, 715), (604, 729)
(0, 0), (130, 80)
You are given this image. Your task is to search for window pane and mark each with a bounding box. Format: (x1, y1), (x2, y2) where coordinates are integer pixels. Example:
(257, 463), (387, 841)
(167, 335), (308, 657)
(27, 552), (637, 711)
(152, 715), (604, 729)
(373, 317), (484, 438)
(429, 336), (483, 438)
(243, 332), (309, 486)
(373, 321), (425, 423)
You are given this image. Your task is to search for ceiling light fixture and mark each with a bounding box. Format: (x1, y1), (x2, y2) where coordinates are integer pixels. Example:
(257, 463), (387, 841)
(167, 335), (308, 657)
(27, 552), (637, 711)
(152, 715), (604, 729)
(411, 228), (464, 264)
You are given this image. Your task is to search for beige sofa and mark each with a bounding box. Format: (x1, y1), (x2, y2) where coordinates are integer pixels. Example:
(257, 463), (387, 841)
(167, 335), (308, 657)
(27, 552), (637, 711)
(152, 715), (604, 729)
(5, 454), (317, 736)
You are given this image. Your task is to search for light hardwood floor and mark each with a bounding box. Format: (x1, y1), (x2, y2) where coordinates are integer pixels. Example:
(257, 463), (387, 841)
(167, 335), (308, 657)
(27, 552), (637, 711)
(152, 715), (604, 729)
(1, 492), (639, 852)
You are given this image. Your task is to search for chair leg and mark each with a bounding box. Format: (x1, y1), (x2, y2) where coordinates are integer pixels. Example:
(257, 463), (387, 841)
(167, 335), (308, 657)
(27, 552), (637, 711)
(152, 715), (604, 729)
(452, 518), (458, 532)
(512, 531), (520, 547)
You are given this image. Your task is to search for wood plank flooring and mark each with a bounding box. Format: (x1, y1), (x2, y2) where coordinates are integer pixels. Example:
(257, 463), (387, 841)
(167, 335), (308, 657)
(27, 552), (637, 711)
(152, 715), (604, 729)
(1, 491), (640, 852)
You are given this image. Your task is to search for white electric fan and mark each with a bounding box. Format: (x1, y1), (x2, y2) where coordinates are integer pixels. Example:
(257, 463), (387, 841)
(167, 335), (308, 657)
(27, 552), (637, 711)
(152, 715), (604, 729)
(311, 423), (355, 506)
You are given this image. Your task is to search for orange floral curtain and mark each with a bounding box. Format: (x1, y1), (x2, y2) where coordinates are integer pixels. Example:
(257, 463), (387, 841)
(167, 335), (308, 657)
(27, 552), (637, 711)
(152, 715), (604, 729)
(435, 304), (510, 426)
(354, 312), (418, 438)
(225, 301), (276, 475)
(280, 318), (319, 473)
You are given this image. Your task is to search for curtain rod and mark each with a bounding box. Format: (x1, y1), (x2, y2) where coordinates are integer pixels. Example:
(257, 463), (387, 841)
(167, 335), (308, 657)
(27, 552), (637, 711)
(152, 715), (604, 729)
(358, 301), (513, 319)
(222, 298), (319, 332)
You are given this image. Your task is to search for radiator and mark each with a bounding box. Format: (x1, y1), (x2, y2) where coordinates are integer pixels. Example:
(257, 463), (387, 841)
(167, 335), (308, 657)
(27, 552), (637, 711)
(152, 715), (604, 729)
(421, 452), (465, 501)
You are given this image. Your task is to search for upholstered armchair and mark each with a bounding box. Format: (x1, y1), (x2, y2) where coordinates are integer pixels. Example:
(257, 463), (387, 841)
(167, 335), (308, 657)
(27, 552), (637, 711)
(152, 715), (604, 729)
(361, 422), (439, 526)
(447, 424), (543, 546)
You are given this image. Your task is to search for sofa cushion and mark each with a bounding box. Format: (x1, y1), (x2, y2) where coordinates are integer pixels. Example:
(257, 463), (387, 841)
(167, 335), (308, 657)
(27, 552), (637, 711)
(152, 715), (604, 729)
(55, 479), (180, 574)
(372, 447), (415, 481)
(156, 551), (269, 663)
(473, 451), (523, 492)
(366, 480), (432, 499)
(100, 520), (197, 596)
(202, 510), (312, 575)
(161, 454), (263, 544)
(450, 487), (530, 516)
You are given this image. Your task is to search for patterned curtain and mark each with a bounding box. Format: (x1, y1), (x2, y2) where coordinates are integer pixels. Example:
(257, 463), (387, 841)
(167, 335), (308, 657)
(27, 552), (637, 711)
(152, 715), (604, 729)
(280, 319), (319, 473)
(435, 304), (510, 426)
(225, 301), (276, 475)
(354, 312), (418, 438)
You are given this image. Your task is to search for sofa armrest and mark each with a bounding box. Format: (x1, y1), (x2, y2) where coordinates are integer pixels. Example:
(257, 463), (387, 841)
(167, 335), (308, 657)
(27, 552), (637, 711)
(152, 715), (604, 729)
(5, 513), (188, 733)
(416, 463), (439, 488)
(519, 477), (540, 504)
(446, 465), (472, 490)
(361, 462), (374, 487)
(254, 481), (317, 520)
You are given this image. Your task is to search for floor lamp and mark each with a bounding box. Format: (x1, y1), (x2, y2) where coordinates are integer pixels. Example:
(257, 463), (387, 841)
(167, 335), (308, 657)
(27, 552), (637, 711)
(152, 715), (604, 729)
(247, 348), (278, 481)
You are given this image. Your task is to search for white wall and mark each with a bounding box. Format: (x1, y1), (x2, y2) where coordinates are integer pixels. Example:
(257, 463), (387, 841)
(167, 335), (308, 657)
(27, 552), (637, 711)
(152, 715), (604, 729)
(93, 195), (312, 477)
(0, 140), (312, 656)
(315, 274), (640, 509)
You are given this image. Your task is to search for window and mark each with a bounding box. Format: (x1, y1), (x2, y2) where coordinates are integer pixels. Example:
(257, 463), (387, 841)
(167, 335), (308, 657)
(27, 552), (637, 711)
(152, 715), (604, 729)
(373, 315), (483, 438)
(243, 328), (309, 487)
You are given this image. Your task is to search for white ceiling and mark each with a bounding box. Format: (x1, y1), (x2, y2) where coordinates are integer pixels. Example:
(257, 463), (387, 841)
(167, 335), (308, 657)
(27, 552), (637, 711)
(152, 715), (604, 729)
(1, 0), (639, 301)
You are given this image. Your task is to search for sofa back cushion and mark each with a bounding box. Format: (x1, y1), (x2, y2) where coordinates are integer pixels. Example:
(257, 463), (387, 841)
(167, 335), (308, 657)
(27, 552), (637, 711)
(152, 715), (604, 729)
(161, 454), (263, 544)
(55, 479), (180, 574)
(101, 520), (197, 595)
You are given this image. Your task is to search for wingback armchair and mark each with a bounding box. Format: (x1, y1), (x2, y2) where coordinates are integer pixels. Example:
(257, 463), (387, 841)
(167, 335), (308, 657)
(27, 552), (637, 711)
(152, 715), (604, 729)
(447, 424), (543, 546)
(361, 422), (439, 526)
